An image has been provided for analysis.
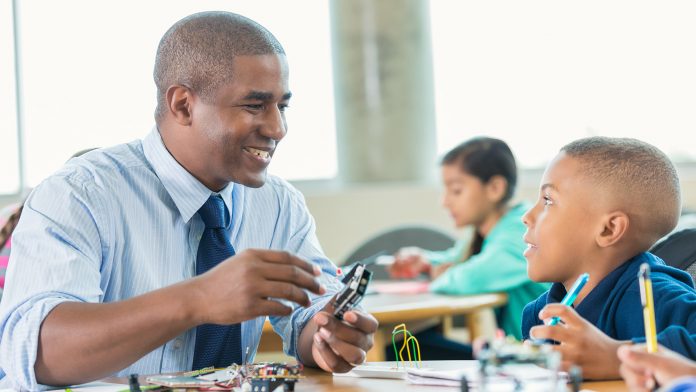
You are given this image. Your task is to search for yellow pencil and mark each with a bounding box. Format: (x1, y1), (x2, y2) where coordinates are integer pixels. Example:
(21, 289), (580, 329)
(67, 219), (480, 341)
(638, 263), (658, 353)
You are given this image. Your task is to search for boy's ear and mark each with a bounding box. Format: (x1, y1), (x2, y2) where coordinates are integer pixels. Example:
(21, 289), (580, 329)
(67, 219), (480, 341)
(596, 211), (629, 248)
(166, 85), (194, 126)
(486, 175), (508, 204)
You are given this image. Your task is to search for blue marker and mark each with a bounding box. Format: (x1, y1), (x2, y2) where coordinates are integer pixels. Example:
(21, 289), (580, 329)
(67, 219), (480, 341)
(547, 273), (589, 326)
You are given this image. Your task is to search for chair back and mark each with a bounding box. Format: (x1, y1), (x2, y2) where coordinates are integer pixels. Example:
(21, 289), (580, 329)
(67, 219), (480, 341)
(650, 228), (696, 283)
(343, 225), (456, 280)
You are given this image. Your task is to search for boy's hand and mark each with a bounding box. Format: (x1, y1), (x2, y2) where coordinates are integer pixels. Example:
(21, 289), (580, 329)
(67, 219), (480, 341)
(529, 304), (628, 380)
(618, 344), (696, 391)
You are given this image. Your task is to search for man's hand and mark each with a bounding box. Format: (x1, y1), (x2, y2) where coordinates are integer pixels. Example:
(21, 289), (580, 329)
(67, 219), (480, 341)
(618, 344), (696, 391)
(388, 247), (430, 279)
(529, 304), (627, 380)
(307, 306), (378, 373)
(190, 249), (326, 325)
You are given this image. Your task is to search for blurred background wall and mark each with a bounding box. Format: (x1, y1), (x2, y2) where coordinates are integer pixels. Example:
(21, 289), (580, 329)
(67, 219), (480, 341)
(2, 0), (695, 264)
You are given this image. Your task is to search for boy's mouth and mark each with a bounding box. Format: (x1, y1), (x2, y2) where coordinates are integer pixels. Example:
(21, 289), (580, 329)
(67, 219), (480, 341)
(523, 236), (537, 248)
(523, 238), (538, 257)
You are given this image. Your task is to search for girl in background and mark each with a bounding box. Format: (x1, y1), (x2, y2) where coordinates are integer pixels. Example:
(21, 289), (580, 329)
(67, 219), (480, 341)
(389, 137), (548, 345)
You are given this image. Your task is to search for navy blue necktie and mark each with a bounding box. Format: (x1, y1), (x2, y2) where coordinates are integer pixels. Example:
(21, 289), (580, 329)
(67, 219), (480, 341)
(191, 195), (242, 370)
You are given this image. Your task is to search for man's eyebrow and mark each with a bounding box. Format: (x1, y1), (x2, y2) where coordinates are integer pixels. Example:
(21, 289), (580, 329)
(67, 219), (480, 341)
(242, 91), (293, 101)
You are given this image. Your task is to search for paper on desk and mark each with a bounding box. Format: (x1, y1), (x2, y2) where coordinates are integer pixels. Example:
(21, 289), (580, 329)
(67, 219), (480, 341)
(407, 364), (566, 390)
(369, 281), (430, 294)
(334, 362), (410, 379)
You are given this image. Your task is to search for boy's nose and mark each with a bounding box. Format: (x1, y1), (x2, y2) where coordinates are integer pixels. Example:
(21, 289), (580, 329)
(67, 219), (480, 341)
(521, 207), (534, 226)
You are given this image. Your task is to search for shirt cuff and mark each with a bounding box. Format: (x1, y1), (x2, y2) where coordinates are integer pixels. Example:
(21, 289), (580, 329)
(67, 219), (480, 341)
(0, 294), (76, 390)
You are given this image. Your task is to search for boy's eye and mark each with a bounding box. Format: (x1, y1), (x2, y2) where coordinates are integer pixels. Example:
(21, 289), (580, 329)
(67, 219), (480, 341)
(543, 195), (554, 206)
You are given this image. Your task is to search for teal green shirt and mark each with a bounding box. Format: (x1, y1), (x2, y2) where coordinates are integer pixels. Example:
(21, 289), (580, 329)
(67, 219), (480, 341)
(426, 203), (550, 340)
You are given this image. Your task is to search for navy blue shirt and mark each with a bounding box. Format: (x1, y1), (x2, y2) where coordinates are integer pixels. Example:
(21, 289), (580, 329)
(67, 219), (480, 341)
(522, 252), (696, 360)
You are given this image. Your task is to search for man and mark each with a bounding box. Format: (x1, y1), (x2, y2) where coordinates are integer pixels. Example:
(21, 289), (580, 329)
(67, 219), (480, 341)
(0, 11), (377, 390)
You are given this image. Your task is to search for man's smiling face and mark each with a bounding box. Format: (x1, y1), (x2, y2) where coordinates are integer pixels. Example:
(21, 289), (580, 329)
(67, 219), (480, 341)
(189, 54), (291, 190)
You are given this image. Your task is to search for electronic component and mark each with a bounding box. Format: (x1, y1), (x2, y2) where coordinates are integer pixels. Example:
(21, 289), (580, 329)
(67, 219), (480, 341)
(249, 363), (302, 392)
(332, 263), (372, 320)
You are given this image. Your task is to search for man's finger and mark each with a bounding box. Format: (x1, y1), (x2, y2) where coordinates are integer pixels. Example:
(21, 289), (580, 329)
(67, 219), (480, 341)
(249, 249), (321, 276)
(314, 333), (352, 373)
(315, 316), (370, 350)
(262, 264), (325, 295)
(318, 327), (367, 365)
(256, 282), (311, 308)
(256, 299), (294, 317)
(342, 311), (378, 335)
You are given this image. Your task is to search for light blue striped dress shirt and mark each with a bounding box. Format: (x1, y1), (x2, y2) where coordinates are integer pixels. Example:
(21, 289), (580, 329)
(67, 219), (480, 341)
(0, 128), (342, 390)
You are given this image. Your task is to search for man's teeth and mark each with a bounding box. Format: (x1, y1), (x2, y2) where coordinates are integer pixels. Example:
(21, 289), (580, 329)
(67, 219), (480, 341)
(246, 147), (270, 159)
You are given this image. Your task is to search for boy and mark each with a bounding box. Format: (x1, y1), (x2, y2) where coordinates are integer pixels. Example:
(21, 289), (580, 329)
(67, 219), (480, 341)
(521, 137), (696, 380)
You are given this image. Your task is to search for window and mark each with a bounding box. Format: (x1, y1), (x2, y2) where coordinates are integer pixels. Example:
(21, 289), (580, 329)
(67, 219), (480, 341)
(0, 1), (19, 194)
(16, 0), (336, 188)
(430, 1), (696, 168)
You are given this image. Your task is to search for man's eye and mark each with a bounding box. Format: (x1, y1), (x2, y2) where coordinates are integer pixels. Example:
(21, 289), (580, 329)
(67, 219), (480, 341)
(279, 104), (289, 113)
(245, 104), (264, 111)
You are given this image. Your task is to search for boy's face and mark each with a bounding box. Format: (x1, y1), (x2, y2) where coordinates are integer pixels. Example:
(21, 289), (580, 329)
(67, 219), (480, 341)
(522, 153), (601, 285)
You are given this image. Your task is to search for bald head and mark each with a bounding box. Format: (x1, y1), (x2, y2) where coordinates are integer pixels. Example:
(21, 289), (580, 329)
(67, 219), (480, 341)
(561, 137), (681, 249)
(153, 11), (285, 120)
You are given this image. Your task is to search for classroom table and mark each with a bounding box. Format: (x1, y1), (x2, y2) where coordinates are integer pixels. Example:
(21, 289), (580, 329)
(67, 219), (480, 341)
(259, 291), (508, 361)
(301, 363), (629, 392)
(105, 360), (628, 391)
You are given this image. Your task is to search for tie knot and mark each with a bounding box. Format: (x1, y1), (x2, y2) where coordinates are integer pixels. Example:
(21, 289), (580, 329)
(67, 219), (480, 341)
(198, 195), (229, 229)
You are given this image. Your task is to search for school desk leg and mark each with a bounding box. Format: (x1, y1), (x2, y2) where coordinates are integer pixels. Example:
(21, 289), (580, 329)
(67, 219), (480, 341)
(465, 309), (497, 341)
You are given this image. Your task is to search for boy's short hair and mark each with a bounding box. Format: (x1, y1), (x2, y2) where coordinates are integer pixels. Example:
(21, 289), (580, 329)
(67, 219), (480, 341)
(561, 137), (681, 250)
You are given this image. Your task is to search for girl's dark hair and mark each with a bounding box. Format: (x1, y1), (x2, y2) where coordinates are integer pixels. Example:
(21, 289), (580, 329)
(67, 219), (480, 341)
(441, 137), (518, 257)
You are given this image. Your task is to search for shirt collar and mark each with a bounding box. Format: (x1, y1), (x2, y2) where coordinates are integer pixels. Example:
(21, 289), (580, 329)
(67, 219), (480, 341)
(142, 127), (234, 224)
(547, 255), (637, 325)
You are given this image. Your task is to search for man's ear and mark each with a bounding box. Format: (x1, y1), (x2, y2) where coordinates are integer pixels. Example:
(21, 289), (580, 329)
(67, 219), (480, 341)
(596, 211), (629, 248)
(165, 85), (194, 126)
(486, 175), (508, 204)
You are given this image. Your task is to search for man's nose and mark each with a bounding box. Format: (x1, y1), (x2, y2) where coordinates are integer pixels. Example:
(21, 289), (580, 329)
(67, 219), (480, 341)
(262, 106), (287, 141)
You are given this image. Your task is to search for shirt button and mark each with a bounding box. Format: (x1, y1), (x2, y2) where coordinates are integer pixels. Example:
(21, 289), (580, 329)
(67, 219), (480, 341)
(172, 338), (183, 350)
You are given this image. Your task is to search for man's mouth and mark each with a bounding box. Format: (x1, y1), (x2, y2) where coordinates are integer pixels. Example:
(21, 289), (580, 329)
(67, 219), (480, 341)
(243, 147), (271, 159)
